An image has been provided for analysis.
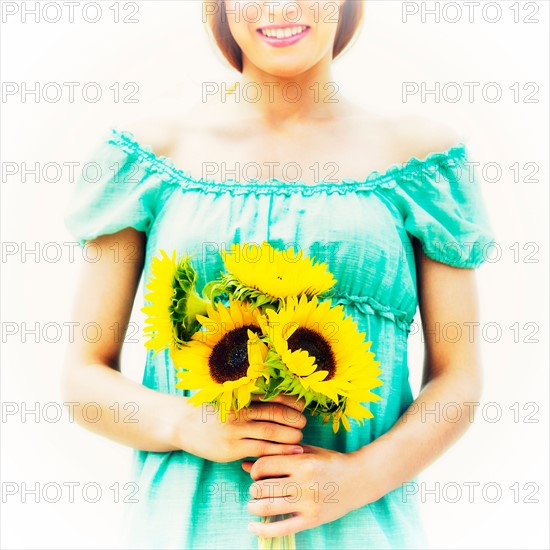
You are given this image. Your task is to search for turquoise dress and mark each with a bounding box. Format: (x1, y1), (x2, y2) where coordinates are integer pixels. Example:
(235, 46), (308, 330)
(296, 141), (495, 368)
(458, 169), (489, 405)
(64, 127), (496, 549)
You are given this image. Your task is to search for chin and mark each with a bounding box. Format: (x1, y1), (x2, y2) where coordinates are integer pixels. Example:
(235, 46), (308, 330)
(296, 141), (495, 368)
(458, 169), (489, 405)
(260, 64), (311, 79)
(248, 55), (318, 79)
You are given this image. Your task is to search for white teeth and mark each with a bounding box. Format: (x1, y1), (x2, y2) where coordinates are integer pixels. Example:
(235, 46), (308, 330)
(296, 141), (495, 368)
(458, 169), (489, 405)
(261, 26), (305, 39)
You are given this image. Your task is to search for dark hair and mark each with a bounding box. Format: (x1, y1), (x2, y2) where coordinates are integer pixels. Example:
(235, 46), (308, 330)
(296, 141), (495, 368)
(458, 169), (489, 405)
(204, 0), (364, 72)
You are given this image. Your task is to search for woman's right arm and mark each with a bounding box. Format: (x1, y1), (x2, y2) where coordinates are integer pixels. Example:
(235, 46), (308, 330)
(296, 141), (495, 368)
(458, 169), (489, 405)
(62, 228), (306, 461)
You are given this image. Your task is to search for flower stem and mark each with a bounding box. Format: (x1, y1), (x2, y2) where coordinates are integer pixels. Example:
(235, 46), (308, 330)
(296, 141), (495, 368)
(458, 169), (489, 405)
(185, 291), (209, 321)
(257, 516), (296, 550)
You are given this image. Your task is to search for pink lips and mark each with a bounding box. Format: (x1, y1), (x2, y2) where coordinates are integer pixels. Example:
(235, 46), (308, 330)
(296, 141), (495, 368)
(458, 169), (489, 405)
(256, 26), (311, 48)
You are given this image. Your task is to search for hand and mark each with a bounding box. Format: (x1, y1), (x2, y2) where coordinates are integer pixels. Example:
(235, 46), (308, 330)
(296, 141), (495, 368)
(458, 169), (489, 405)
(174, 394), (307, 463)
(241, 444), (383, 537)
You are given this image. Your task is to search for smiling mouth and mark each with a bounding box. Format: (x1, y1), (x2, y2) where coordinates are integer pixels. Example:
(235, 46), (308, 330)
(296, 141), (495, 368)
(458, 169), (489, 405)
(257, 25), (310, 39)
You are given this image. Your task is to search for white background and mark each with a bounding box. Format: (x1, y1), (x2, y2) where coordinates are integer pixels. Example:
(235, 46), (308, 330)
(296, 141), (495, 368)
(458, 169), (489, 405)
(1, 1), (549, 548)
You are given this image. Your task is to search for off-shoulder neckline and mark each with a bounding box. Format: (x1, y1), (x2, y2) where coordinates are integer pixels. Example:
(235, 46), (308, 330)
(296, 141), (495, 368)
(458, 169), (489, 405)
(108, 127), (468, 194)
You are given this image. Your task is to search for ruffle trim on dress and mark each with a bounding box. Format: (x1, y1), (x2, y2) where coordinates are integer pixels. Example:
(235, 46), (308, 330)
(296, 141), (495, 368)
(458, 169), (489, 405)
(108, 128), (467, 196)
(328, 292), (415, 332)
(107, 128), (185, 188)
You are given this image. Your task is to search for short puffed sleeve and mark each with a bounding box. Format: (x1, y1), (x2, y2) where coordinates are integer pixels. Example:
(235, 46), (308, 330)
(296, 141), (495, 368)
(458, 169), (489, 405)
(63, 128), (176, 248)
(389, 143), (497, 268)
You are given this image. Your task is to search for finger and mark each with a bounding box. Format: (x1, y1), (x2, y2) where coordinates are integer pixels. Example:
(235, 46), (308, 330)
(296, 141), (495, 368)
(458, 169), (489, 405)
(238, 402), (307, 428)
(248, 454), (296, 481)
(251, 393), (306, 413)
(248, 514), (305, 538)
(270, 393), (307, 413)
(247, 496), (297, 517)
(297, 443), (315, 454)
(241, 440), (303, 459)
(241, 461), (254, 473)
(249, 479), (300, 500)
(243, 421), (303, 445)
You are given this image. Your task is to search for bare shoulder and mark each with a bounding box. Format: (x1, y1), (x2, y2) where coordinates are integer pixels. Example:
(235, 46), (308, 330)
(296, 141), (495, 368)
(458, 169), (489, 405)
(124, 116), (180, 157)
(385, 115), (464, 160)
(129, 99), (233, 153)
(125, 102), (208, 157)
(338, 101), (464, 166)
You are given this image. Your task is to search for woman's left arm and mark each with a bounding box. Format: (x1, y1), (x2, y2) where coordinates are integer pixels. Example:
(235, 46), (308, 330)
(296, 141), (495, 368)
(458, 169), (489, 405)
(354, 243), (484, 495)
(243, 245), (484, 537)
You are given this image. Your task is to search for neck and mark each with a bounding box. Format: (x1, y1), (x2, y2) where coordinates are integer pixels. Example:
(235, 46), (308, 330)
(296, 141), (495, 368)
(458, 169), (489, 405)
(232, 55), (351, 129)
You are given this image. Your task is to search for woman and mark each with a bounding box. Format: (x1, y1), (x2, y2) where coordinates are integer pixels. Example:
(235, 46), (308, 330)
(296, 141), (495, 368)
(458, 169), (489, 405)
(63, 1), (496, 548)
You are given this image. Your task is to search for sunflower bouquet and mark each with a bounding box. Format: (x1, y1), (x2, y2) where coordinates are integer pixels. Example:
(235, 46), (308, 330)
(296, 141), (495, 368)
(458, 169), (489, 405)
(141, 241), (383, 549)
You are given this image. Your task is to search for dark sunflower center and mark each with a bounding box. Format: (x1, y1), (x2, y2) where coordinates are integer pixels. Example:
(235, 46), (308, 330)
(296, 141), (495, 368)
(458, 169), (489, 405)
(286, 327), (336, 380)
(209, 325), (261, 384)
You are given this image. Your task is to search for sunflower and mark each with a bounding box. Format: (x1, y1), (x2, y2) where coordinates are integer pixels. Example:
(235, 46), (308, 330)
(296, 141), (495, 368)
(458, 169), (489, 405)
(259, 294), (383, 432)
(323, 396), (376, 433)
(203, 241), (336, 311)
(142, 250), (209, 356)
(172, 300), (269, 421)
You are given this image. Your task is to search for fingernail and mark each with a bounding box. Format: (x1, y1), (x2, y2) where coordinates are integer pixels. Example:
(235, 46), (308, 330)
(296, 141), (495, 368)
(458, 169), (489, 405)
(291, 446), (303, 454)
(248, 523), (257, 533)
